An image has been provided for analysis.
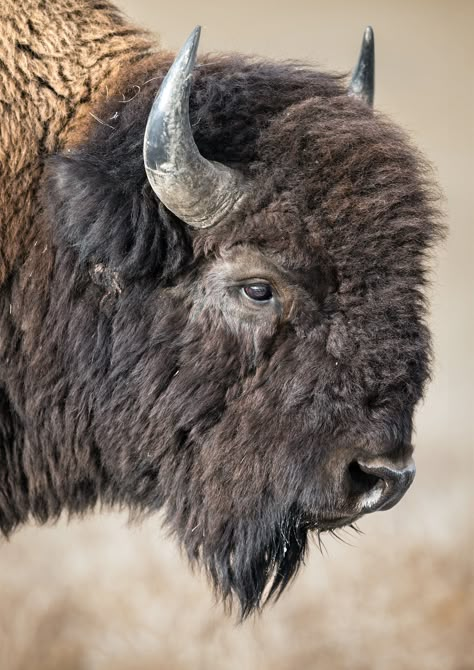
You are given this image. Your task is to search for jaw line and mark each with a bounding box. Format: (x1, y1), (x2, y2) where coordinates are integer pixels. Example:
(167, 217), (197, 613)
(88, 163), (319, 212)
(312, 509), (364, 533)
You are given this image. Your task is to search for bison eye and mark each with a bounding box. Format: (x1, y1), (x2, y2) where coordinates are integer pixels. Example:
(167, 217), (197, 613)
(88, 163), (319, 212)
(242, 283), (273, 302)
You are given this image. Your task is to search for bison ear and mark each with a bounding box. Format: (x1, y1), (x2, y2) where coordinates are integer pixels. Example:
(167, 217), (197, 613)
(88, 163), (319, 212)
(45, 152), (192, 281)
(348, 26), (375, 107)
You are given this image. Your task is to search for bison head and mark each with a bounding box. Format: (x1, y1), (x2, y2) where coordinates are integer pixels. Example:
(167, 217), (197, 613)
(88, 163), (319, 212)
(18, 27), (442, 616)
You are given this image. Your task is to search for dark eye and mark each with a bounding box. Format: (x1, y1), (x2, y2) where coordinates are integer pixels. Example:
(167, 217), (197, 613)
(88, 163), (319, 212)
(242, 283), (273, 302)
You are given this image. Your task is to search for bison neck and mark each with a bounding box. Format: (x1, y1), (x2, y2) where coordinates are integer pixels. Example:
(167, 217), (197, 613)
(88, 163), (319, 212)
(0, 0), (153, 286)
(0, 0), (157, 535)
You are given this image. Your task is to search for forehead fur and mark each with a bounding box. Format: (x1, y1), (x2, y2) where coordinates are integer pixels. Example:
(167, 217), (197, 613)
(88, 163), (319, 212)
(52, 51), (442, 288)
(198, 91), (440, 272)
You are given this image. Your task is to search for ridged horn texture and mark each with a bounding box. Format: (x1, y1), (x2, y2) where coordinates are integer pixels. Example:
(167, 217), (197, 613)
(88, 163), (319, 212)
(348, 26), (375, 107)
(143, 26), (246, 228)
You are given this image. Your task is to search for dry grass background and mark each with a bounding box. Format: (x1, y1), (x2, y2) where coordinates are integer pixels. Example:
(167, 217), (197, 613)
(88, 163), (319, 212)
(0, 449), (472, 670)
(0, 1), (473, 668)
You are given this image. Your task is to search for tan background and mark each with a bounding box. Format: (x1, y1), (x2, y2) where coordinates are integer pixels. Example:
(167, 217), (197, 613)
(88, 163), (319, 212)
(0, 1), (472, 669)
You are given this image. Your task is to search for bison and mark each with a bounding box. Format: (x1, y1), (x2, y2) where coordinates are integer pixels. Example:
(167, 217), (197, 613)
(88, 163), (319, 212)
(0, 0), (442, 616)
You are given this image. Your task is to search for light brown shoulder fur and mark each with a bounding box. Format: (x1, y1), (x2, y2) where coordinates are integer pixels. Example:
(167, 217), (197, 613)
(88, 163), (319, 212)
(0, 0), (154, 286)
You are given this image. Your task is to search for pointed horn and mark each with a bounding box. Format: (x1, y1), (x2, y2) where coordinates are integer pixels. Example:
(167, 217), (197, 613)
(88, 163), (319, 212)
(348, 26), (375, 107)
(143, 26), (246, 229)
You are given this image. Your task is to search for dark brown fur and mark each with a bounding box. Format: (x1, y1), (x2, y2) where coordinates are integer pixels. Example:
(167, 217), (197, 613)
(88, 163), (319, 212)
(0, 1), (444, 616)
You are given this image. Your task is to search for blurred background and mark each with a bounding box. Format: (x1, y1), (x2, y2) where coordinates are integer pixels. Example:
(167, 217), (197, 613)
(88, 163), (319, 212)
(0, 1), (472, 668)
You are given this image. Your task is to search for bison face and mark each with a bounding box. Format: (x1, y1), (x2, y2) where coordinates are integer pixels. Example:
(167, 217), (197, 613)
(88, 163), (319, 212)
(188, 243), (417, 529)
(82, 199), (428, 616)
(127, 231), (421, 616)
(41, 28), (442, 617)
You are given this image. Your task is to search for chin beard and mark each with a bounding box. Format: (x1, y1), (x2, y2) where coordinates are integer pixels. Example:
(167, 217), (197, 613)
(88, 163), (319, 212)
(181, 504), (312, 619)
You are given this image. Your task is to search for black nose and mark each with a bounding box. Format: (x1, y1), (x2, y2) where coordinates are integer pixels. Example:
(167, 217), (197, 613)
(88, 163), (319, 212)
(348, 455), (416, 513)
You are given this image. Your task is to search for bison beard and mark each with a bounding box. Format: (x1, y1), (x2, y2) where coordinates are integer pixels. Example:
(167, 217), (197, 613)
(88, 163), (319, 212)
(0, 2), (444, 618)
(180, 501), (311, 617)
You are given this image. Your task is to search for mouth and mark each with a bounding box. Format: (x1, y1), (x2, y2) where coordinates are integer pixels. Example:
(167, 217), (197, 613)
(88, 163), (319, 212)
(314, 512), (362, 532)
(298, 507), (363, 534)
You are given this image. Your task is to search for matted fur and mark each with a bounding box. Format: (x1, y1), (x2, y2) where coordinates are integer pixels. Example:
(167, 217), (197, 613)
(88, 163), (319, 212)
(0, 1), (443, 616)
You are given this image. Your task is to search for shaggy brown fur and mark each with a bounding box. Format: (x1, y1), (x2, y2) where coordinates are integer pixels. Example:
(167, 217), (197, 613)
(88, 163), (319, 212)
(0, 0), (443, 616)
(0, 0), (154, 285)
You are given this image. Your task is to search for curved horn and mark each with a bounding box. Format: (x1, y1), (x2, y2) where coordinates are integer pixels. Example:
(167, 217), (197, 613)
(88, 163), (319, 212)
(143, 26), (246, 228)
(348, 26), (375, 107)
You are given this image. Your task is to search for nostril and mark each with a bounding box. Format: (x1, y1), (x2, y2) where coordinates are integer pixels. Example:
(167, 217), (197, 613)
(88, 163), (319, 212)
(357, 457), (416, 489)
(348, 460), (381, 496)
(350, 455), (416, 513)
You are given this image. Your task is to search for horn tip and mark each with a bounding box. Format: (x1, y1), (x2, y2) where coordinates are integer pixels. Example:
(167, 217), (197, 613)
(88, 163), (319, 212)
(189, 25), (202, 47)
(181, 25), (202, 57)
(360, 26), (374, 58)
(348, 25), (375, 107)
(364, 25), (374, 43)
